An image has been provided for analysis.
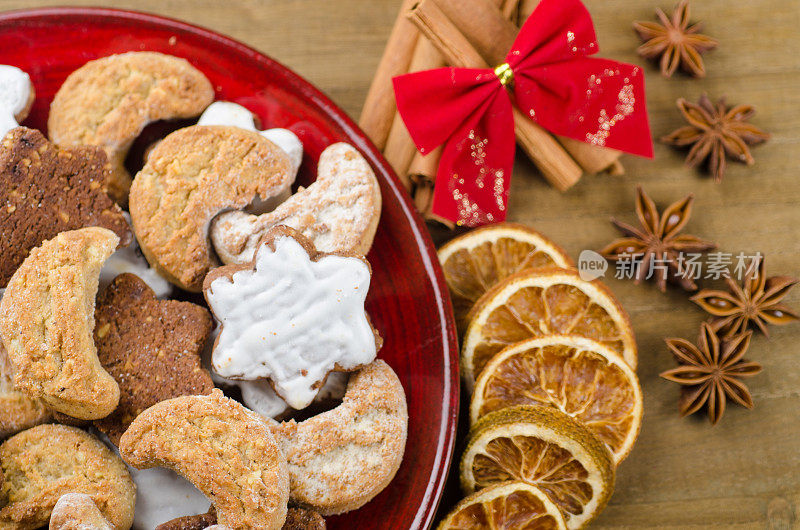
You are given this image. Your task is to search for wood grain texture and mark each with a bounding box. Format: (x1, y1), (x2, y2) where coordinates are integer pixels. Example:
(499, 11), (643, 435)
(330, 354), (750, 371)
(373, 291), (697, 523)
(1, 0), (798, 526)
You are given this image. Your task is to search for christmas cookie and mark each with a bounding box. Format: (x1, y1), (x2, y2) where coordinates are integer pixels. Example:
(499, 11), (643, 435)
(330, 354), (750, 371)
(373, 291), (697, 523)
(120, 390), (290, 530)
(211, 142), (381, 264)
(93, 273), (214, 445)
(49, 493), (113, 530)
(48, 52), (214, 204)
(129, 125), (294, 291)
(0, 341), (49, 439)
(266, 360), (406, 515)
(0, 227), (121, 420)
(0, 127), (131, 288)
(204, 226), (381, 410)
(0, 65), (34, 139)
(0, 424), (135, 529)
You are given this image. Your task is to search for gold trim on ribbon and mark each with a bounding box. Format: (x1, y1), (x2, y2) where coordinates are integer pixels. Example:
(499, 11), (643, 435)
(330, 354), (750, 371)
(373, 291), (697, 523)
(493, 62), (514, 86)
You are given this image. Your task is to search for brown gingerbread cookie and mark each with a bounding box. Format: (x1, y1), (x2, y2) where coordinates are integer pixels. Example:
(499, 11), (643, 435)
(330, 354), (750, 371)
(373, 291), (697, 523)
(157, 507), (325, 530)
(0, 127), (131, 287)
(156, 507), (216, 530)
(93, 273), (214, 445)
(282, 508), (326, 530)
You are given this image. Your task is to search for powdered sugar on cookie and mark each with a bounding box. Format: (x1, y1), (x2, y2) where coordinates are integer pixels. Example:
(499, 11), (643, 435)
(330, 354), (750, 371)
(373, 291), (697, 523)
(211, 142), (381, 265)
(0, 65), (32, 138)
(204, 227), (379, 410)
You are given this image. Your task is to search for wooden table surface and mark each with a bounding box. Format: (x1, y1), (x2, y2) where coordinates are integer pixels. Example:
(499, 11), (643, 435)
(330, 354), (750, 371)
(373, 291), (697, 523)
(2, 0), (799, 527)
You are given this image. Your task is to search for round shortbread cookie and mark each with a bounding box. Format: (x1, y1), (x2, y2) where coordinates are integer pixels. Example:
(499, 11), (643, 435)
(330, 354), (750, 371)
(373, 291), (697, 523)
(129, 125), (294, 292)
(0, 424), (135, 529)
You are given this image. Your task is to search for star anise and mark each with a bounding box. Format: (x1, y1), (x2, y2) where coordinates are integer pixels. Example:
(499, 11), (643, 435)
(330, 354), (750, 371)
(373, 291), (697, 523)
(661, 94), (770, 183)
(633, 0), (718, 78)
(661, 323), (761, 425)
(599, 186), (716, 292)
(692, 256), (798, 338)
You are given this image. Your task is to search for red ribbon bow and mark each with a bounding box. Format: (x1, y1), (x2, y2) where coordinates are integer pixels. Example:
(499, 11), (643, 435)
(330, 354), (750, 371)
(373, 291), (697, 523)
(393, 0), (654, 226)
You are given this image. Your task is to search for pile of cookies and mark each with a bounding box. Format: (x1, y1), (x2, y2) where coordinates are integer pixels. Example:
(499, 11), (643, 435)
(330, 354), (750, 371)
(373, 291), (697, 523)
(436, 224), (643, 529)
(0, 52), (406, 530)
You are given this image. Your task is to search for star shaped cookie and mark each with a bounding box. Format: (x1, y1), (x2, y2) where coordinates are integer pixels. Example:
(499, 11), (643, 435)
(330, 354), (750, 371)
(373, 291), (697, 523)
(204, 226), (381, 410)
(0, 127), (131, 287)
(93, 273), (214, 444)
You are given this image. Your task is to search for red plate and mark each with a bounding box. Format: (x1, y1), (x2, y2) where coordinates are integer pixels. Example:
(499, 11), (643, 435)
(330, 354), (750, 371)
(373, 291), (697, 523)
(0, 7), (458, 529)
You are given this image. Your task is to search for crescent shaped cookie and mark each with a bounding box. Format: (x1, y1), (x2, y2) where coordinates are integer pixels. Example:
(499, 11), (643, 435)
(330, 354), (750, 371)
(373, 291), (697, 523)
(129, 125), (294, 291)
(0, 424), (136, 529)
(210, 142), (381, 264)
(48, 52), (214, 204)
(204, 226), (381, 410)
(119, 389), (290, 530)
(269, 360), (407, 515)
(0, 227), (121, 420)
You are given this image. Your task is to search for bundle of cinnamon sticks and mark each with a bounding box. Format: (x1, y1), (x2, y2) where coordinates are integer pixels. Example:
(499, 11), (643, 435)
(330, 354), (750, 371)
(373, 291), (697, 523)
(359, 0), (624, 224)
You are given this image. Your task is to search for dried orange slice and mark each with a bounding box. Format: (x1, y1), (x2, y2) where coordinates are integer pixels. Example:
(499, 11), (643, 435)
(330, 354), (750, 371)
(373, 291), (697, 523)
(437, 481), (566, 530)
(461, 267), (636, 388)
(438, 224), (573, 334)
(470, 335), (643, 464)
(461, 406), (614, 530)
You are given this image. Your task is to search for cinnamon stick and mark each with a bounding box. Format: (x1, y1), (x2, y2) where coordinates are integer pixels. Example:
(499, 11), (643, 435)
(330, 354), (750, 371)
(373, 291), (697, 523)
(383, 37), (445, 185)
(517, 0), (539, 25)
(408, 146), (441, 215)
(432, 0), (624, 175)
(557, 137), (623, 175)
(409, 0), (582, 191)
(500, 0), (520, 22)
(359, 0), (419, 151)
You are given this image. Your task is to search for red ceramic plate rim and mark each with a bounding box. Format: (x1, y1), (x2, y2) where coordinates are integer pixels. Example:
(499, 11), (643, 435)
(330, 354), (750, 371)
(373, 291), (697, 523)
(0, 6), (459, 529)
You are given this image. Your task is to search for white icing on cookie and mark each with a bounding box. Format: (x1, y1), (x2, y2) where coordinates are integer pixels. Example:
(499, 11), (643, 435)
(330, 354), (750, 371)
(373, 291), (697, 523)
(206, 234), (377, 409)
(0, 65), (31, 138)
(99, 214), (172, 298)
(197, 101), (303, 173)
